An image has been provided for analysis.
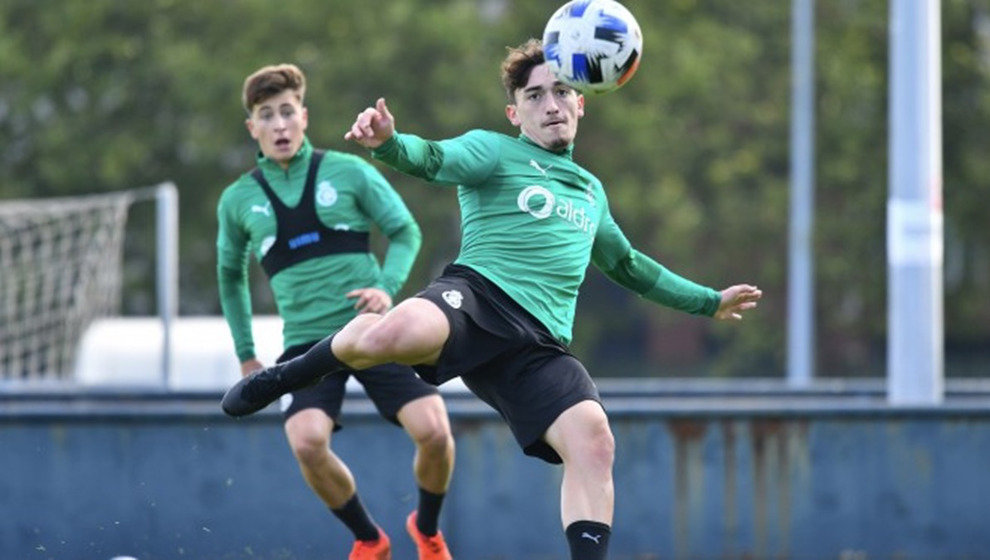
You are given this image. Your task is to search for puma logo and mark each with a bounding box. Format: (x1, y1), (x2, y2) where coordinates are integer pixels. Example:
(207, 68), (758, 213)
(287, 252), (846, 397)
(581, 532), (602, 544)
(250, 203), (271, 217)
(529, 159), (553, 177)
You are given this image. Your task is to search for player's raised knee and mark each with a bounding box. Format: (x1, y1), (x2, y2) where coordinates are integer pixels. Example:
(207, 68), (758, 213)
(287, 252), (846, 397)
(588, 427), (616, 467)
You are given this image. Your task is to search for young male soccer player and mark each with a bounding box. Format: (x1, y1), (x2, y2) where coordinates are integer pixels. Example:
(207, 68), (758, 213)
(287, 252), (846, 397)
(223, 44), (762, 560)
(216, 63), (455, 560)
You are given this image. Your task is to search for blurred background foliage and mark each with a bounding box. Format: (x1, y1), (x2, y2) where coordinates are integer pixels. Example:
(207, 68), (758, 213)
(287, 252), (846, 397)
(1, 0), (988, 378)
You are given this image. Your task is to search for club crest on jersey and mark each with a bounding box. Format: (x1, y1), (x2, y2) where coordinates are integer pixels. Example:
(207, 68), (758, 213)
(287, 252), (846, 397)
(316, 181), (338, 207)
(442, 290), (464, 309)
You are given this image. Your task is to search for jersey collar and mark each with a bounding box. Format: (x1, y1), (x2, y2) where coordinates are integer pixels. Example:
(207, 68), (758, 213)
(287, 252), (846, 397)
(518, 133), (574, 159)
(255, 137), (314, 174)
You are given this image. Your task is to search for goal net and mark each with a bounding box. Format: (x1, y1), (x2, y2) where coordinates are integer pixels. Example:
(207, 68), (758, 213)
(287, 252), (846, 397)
(0, 189), (162, 382)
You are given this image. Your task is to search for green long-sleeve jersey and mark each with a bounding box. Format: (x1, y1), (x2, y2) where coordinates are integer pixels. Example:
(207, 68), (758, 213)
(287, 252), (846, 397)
(372, 129), (720, 345)
(217, 139), (421, 362)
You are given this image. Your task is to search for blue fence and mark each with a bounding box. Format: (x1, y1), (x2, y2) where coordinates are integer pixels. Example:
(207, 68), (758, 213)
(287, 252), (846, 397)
(2, 380), (989, 560)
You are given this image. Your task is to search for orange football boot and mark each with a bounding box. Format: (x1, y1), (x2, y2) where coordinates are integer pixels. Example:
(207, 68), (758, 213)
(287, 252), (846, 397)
(406, 511), (452, 560)
(349, 527), (391, 560)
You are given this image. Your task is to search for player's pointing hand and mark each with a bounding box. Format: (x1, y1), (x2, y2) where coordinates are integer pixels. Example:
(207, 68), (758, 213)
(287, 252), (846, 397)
(345, 97), (395, 149)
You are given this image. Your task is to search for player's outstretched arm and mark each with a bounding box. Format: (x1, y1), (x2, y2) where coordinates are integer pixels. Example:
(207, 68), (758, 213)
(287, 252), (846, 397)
(344, 97), (395, 149)
(714, 284), (762, 321)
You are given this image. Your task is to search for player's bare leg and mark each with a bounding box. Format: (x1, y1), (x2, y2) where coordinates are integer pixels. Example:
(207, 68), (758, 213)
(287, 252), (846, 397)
(333, 298), (449, 370)
(396, 395), (454, 494)
(544, 400), (615, 560)
(284, 409), (390, 558)
(284, 409), (358, 509)
(397, 394), (455, 560)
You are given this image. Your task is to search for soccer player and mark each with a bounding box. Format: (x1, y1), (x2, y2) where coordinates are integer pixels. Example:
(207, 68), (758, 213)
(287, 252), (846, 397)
(223, 44), (762, 560)
(216, 63), (455, 560)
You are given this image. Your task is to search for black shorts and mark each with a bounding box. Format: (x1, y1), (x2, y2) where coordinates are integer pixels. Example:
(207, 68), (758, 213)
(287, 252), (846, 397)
(414, 264), (602, 464)
(277, 340), (439, 431)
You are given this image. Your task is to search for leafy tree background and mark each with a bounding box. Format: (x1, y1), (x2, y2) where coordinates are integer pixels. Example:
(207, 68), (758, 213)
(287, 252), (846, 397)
(1, 0), (987, 378)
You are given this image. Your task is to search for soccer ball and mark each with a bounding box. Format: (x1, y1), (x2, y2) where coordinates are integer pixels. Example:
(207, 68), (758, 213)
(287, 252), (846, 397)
(542, 0), (643, 94)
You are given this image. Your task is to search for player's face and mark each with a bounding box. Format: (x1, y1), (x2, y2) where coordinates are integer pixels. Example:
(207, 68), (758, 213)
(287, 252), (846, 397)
(506, 63), (584, 152)
(246, 90), (308, 168)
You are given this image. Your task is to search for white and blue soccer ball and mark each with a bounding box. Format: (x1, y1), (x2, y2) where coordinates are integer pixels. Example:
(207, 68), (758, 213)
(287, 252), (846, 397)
(542, 0), (643, 94)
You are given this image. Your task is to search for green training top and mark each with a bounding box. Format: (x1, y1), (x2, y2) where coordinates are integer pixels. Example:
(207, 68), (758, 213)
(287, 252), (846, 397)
(217, 138), (421, 362)
(372, 129), (721, 345)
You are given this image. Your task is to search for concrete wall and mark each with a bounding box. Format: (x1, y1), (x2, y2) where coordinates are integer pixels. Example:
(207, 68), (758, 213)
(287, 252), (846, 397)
(3, 382), (989, 560)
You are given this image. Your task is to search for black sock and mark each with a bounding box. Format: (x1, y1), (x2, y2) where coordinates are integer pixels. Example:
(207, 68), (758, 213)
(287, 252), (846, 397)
(416, 487), (446, 536)
(278, 334), (345, 389)
(565, 520), (611, 560)
(331, 493), (380, 542)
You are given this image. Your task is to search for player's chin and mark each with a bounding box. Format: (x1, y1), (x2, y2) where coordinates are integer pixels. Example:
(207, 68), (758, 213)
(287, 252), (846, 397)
(544, 135), (573, 152)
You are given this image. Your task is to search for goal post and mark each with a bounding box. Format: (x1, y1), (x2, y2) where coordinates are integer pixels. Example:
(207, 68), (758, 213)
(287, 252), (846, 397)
(0, 183), (178, 385)
(155, 182), (178, 388)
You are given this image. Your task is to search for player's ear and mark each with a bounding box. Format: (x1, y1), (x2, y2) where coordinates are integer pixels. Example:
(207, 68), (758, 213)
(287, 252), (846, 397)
(301, 106), (309, 130)
(576, 93), (585, 118)
(245, 118), (258, 139)
(505, 104), (521, 126)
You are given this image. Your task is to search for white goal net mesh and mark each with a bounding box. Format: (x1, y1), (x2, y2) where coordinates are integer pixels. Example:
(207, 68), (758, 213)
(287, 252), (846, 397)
(0, 191), (140, 381)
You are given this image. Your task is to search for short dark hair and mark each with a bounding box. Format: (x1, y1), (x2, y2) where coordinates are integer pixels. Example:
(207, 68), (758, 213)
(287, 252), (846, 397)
(241, 63), (306, 114)
(500, 39), (545, 101)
